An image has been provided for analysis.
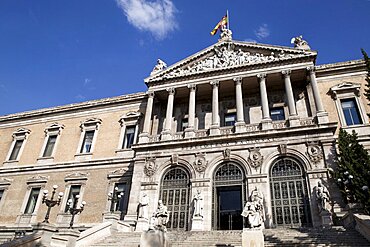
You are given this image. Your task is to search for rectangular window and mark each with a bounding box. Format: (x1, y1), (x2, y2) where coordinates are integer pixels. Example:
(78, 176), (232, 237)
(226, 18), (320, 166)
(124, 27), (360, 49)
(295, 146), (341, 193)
(111, 183), (126, 212)
(224, 113), (236, 126)
(80, 130), (95, 153)
(9, 140), (24, 161)
(65, 185), (81, 212)
(271, 107), (285, 121)
(341, 98), (362, 126)
(43, 135), (57, 157)
(24, 188), (40, 214)
(123, 126), (136, 149)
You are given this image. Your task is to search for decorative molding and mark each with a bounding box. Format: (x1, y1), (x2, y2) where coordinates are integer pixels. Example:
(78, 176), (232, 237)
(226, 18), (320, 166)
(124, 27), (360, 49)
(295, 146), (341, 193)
(0, 178), (13, 186)
(119, 111), (142, 126)
(80, 117), (102, 131)
(171, 154), (179, 165)
(329, 82), (361, 100)
(12, 128), (31, 139)
(44, 122), (65, 136)
(193, 153), (208, 173)
(65, 171), (89, 181)
(144, 157), (157, 177)
(107, 167), (129, 178)
(27, 175), (49, 184)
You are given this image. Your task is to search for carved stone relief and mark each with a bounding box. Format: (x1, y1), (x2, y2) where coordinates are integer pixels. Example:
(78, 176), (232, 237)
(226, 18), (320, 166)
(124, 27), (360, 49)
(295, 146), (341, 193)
(194, 153), (208, 173)
(144, 158), (157, 177)
(306, 142), (323, 164)
(223, 148), (231, 160)
(171, 154), (179, 165)
(278, 144), (288, 155)
(248, 148), (263, 169)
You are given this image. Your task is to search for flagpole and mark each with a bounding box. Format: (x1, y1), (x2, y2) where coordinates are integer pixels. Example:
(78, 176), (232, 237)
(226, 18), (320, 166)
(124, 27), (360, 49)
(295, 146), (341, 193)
(227, 10), (230, 30)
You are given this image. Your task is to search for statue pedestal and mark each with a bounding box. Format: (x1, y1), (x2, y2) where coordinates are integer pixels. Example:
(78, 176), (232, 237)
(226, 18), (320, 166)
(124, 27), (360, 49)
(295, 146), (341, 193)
(320, 211), (332, 227)
(135, 218), (149, 232)
(140, 229), (170, 247)
(191, 216), (204, 231)
(242, 228), (264, 247)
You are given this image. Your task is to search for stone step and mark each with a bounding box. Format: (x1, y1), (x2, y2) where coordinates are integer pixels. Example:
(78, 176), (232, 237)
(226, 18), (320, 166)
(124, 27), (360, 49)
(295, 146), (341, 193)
(91, 226), (370, 247)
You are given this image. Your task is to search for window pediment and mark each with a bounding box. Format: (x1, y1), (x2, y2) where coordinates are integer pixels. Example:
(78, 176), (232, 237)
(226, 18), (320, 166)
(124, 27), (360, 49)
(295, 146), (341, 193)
(27, 175), (49, 184)
(44, 122), (65, 135)
(65, 171), (89, 181)
(12, 128), (31, 139)
(80, 117), (102, 131)
(329, 82), (361, 99)
(0, 178), (13, 186)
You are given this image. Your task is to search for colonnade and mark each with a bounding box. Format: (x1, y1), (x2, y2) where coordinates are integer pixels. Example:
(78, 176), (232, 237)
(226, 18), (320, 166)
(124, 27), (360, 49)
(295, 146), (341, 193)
(139, 67), (326, 142)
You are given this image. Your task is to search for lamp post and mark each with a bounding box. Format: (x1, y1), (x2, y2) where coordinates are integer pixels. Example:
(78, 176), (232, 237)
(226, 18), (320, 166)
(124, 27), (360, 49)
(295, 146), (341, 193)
(42, 185), (63, 223)
(108, 187), (123, 212)
(66, 195), (86, 229)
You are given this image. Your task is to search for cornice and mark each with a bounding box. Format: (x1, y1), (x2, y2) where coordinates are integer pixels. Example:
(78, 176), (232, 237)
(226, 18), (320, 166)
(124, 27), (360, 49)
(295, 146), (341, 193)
(316, 59), (366, 77)
(0, 92), (146, 123)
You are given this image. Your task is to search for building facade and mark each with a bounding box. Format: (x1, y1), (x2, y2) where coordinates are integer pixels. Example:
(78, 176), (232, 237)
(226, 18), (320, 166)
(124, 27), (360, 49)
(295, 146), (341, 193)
(0, 33), (369, 235)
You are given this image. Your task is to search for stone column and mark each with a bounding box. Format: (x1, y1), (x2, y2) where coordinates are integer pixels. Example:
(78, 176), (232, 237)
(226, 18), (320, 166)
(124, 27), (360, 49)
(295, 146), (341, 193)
(139, 91), (154, 143)
(282, 70), (300, 127)
(185, 84), (196, 138)
(210, 80), (220, 135)
(161, 87), (175, 140)
(257, 73), (272, 129)
(234, 77), (246, 133)
(307, 66), (328, 123)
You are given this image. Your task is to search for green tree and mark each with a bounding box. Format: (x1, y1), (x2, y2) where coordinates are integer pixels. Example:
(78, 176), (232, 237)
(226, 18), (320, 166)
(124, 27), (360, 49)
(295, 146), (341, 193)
(361, 49), (370, 111)
(336, 128), (370, 213)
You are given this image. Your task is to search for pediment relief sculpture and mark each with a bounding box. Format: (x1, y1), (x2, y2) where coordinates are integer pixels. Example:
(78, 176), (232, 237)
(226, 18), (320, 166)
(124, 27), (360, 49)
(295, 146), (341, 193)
(146, 41), (315, 83)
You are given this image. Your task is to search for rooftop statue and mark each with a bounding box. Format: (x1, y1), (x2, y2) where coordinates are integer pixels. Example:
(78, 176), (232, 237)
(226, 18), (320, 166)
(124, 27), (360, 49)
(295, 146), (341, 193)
(291, 35), (311, 50)
(150, 59), (167, 75)
(220, 27), (233, 41)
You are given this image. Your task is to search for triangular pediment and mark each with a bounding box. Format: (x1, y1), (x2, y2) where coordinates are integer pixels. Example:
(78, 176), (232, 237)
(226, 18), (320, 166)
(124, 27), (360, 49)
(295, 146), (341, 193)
(145, 40), (317, 84)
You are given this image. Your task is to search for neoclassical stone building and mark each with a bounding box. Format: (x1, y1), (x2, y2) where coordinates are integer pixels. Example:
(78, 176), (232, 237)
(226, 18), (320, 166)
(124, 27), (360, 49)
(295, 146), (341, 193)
(0, 33), (369, 238)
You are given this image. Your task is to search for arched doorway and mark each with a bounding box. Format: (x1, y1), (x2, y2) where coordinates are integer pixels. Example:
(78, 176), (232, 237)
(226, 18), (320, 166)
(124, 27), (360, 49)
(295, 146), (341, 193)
(213, 162), (246, 230)
(269, 157), (311, 227)
(159, 167), (190, 231)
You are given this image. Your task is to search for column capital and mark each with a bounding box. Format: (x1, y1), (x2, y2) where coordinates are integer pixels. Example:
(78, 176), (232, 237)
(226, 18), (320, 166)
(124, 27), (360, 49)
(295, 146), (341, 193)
(281, 70), (291, 77)
(187, 84), (197, 91)
(210, 80), (219, 87)
(306, 66), (316, 73)
(257, 73), (267, 80)
(233, 77), (243, 85)
(166, 87), (175, 95)
(147, 91), (155, 98)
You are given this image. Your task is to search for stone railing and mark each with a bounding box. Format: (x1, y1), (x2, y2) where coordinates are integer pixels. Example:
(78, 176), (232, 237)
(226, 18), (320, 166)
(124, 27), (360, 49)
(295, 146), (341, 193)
(220, 126), (234, 135)
(272, 120), (287, 129)
(245, 123), (260, 132)
(173, 132), (184, 140)
(300, 117), (315, 126)
(148, 135), (160, 142)
(195, 129), (208, 138)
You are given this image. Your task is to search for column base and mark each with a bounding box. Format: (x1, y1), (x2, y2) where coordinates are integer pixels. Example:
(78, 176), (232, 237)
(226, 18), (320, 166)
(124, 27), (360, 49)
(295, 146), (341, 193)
(184, 127), (196, 138)
(235, 121), (246, 133)
(261, 119), (272, 130)
(316, 111), (329, 124)
(191, 216), (204, 231)
(288, 115), (300, 127)
(138, 133), (149, 144)
(209, 125), (220, 136)
(160, 131), (172, 141)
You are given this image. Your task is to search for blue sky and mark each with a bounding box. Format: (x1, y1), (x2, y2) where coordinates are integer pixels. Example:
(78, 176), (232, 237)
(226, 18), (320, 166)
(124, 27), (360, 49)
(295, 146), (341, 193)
(0, 0), (369, 116)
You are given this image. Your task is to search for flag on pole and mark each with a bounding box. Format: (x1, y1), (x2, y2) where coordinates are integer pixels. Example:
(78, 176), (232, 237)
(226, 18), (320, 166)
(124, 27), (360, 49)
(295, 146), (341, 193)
(210, 14), (228, 36)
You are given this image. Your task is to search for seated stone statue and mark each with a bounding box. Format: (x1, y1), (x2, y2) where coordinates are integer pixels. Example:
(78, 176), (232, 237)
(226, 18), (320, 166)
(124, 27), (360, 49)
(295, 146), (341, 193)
(154, 200), (169, 231)
(241, 187), (264, 228)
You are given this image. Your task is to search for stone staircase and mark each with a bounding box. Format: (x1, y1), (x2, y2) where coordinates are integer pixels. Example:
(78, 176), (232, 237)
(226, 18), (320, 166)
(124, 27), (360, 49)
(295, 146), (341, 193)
(91, 226), (370, 247)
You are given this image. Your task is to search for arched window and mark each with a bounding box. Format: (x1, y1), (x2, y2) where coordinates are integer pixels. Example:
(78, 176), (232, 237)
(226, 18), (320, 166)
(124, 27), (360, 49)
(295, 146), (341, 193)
(160, 167), (190, 231)
(270, 157), (311, 227)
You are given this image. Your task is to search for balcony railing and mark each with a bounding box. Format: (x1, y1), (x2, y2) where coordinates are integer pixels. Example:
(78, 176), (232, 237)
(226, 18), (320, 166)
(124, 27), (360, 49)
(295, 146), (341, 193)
(145, 117), (315, 143)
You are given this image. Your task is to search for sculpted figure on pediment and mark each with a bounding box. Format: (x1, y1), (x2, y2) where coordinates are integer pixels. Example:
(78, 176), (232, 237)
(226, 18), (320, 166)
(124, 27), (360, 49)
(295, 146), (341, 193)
(150, 59), (167, 75)
(291, 35), (311, 50)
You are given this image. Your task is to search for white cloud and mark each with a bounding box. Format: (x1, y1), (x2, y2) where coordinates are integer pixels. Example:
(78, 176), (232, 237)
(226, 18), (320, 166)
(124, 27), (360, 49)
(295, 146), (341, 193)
(255, 24), (270, 39)
(116, 0), (178, 40)
(244, 38), (257, 43)
(75, 94), (86, 101)
(84, 78), (91, 86)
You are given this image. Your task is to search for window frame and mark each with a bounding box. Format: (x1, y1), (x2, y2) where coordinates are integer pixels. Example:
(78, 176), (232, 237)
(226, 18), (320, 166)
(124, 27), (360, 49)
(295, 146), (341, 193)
(270, 107), (286, 121)
(39, 123), (64, 160)
(5, 128), (31, 162)
(330, 82), (368, 127)
(224, 112), (236, 127)
(76, 118), (102, 157)
(24, 187), (41, 214)
(118, 112), (141, 151)
(340, 98), (363, 126)
(0, 178), (12, 212)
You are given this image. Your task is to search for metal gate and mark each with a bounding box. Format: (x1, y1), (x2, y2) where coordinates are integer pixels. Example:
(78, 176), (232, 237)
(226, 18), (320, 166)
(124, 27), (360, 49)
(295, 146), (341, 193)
(270, 158), (311, 227)
(160, 167), (190, 231)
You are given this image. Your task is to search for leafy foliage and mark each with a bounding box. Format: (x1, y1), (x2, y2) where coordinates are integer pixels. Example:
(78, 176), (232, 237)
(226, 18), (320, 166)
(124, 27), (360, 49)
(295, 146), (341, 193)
(335, 128), (370, 213)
